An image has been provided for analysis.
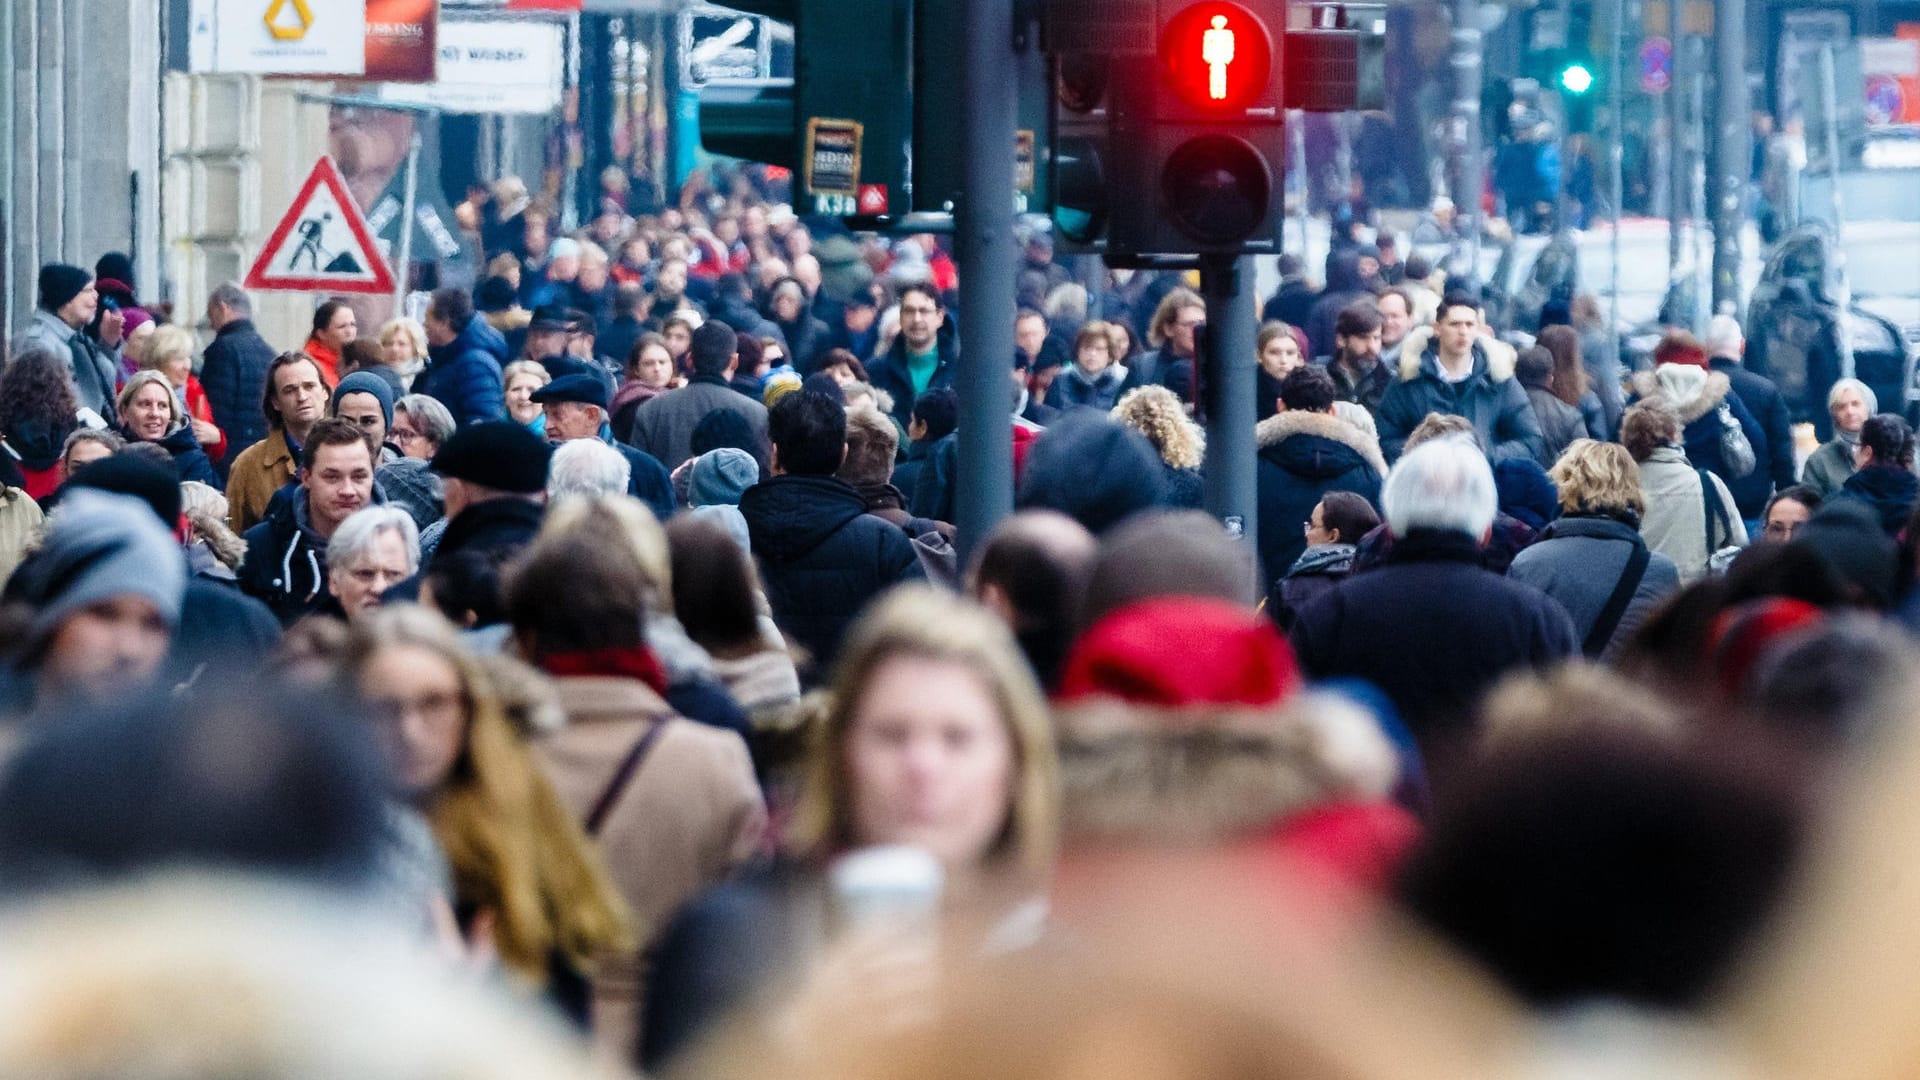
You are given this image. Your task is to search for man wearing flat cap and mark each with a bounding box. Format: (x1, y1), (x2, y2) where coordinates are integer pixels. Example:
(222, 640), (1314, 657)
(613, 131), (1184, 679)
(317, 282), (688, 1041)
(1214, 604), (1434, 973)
(532, 373), (675, 521)
(426, 420), (552, 576)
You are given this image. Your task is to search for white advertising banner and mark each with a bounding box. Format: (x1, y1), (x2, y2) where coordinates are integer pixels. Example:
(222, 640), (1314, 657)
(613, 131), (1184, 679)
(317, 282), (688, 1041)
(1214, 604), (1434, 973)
(187, 0), (369, 76)
(378, 17), (566, 114)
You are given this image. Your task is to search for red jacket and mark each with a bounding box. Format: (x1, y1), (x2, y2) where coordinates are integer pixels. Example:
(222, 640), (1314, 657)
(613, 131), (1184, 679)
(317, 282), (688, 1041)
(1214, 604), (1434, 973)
(184, 375), (227, 462)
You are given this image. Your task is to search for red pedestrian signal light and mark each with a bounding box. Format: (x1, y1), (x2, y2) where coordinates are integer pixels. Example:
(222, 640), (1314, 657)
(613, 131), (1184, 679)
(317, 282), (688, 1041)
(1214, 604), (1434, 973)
(1159, 1), (1273, 113)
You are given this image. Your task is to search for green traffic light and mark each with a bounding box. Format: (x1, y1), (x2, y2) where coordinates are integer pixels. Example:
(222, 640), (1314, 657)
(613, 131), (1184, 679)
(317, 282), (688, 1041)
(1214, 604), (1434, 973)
(1558, 63), (1595, 95)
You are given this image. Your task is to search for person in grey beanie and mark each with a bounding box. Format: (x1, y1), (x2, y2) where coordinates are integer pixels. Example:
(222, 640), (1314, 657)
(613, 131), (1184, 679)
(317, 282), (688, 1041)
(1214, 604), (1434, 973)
(686, 447), (760, 552)
(0, 489), (187, 712)
(330, 370), (399, 463)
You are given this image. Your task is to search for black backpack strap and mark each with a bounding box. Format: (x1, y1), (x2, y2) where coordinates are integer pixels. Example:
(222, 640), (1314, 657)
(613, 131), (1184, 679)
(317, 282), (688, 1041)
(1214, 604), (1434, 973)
(1697, 468), (1731, 553)
(585, 717), (670, 837)
(1584, 540), (1652, 657)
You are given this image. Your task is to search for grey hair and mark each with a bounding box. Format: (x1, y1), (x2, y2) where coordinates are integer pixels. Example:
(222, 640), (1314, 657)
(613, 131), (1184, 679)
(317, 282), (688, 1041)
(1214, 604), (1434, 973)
(1828, 378), (1878, 415)
(207, 281), (252, 317)
(1043, 281), (1089, 325)
(547, 439), (631, 500)
(1381, 435), (1497, 540)
(325, 506), (420, 576)
(394, 394), (456, 447)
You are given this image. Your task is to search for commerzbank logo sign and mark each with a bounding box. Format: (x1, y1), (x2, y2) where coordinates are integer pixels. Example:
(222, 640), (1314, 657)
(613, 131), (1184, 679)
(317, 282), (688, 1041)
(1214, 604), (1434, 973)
(263, 0), (315, 41)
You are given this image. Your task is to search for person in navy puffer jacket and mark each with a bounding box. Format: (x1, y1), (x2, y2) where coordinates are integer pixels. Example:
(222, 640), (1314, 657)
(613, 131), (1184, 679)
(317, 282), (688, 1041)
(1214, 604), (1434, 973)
(419, 287), (506, 428)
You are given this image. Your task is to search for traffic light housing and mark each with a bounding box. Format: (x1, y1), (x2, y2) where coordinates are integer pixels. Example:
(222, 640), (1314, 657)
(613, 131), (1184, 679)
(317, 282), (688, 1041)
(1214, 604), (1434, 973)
(1044, 0), (1385, 259)
(697, 0), (913, 218)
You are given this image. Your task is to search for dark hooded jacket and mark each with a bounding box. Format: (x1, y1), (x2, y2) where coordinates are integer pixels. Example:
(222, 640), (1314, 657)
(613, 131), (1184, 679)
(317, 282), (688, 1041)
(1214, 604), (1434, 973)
(1375, 327), (1545, 464)
(418, 315), (507, 428)
(1254, 409), (1386, 582)
(1708, 355), (1798, 519)
(739, 474), (924, 676)
(238, 492), (336, 625)
(1629, 366), (1767, 517)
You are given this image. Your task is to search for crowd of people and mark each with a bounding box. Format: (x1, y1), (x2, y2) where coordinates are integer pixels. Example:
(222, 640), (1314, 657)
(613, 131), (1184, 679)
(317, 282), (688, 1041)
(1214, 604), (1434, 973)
(4, 177), (1920, 1077)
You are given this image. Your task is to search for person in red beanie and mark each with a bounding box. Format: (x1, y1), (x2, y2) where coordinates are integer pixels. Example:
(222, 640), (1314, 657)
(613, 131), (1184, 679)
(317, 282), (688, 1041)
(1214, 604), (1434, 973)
(1053, 595), (1416, 896)
(1630, 329), (1767, 520)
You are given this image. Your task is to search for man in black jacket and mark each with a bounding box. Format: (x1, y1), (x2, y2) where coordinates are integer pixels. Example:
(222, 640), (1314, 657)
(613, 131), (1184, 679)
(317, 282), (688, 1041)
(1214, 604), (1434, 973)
(1290, 436), (1577, 787)
(200, 282), (279, 468)
(739, 391), (922, 681)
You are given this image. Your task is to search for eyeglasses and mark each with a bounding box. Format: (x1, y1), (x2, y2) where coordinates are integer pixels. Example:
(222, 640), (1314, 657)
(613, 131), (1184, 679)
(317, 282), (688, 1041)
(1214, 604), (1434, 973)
(390, 427), (421, 445)
(366, 690), (464, 726)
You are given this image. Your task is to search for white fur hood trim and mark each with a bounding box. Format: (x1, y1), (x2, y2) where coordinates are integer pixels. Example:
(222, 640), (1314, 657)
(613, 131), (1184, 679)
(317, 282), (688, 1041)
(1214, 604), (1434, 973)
(1396, 325), (1516, 384)
(1630, 367), (1730, 424)
(1255, 409), (1389, 475)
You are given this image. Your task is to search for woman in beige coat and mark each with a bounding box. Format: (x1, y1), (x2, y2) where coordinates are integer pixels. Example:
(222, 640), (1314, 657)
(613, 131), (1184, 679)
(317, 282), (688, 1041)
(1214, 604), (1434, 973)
(1622, 398), (1747, 583)
(506, 497), (765, 1066)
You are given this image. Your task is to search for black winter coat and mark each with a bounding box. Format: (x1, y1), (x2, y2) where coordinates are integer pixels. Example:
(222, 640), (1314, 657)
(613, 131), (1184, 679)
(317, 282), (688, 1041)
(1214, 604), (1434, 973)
(1375, 331), (1544, 464)
(1267, 542), (1356, 632)
(1710, 357), (1798, 518)
(418, 316), (507, 428)
(1835, 465), (1920, 536)
(867, 330), (958, 432)
(1629, 368), (1768, 518)
(1254, 410), (1385, 582)
(740, 475), (923, 677)
(429, 496), (545, 571)
(200, 319), (278, 458)
(1524, 385), (1588, 468)
(1290, 528), (1578, 785)
(122, 423), (220, 489)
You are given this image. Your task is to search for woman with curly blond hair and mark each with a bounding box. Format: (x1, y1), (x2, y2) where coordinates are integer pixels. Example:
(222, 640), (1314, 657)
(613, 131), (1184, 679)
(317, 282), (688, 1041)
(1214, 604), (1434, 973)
(1112, 384), (1205, 509)
(339, 605), (633, 1023)
(1507, 439), (1680, 660)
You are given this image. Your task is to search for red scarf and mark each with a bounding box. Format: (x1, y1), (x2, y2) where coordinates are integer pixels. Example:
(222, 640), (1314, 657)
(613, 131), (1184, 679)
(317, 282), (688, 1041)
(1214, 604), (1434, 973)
(540, 646), (671, 695)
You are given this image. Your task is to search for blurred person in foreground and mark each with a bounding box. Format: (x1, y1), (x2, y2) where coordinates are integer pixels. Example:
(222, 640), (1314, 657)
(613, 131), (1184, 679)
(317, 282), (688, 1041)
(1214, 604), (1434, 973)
(1290, 436), (1578, 789)
(339, 605), (633, 1024)
(642, 587), (1058, 1072)
(0, 490), (185, 717)
(506, 501), (765, 1061)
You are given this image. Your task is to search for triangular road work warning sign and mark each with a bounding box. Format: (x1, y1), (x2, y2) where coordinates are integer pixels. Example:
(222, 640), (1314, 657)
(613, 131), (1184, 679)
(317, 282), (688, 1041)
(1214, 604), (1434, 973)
(245, 156), (396, 295)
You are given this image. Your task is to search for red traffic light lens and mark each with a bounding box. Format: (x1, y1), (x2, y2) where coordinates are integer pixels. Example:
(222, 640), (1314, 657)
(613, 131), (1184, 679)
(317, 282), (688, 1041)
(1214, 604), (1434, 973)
(1160, 134), (1271, 245)
(1159, 1), (1273, 112)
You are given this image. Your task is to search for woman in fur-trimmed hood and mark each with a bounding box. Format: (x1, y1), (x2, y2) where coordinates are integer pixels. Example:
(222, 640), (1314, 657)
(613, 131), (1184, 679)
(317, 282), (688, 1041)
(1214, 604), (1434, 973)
(1254, 366), (1386, 583)
(1628, 331), (1766, 506)
(1052, 597), (1416, 892)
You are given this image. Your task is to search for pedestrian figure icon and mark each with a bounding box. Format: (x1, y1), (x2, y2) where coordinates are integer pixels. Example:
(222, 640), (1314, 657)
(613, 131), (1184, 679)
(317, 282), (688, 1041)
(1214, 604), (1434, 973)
(291, 213), (331, 270)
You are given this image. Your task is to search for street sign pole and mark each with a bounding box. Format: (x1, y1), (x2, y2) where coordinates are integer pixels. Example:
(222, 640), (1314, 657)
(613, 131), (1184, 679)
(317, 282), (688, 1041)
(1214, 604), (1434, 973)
(394, 132), (421, 315)
(1609, 0), (1625, 357)
(953, 0), (1020, 562)
(1819, 44), (1856, 381)
(1712, 0), (1747, 318)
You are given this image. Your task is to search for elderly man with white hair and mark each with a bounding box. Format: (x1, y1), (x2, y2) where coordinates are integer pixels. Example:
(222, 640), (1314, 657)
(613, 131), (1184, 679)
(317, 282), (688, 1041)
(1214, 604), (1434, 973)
(1289, 436), (1578, 786)
(546, 438), (631, 501)
(1704, 313), (1796, 532)
(325, 506), (420, 621)
(1802, 378), (1879, 499)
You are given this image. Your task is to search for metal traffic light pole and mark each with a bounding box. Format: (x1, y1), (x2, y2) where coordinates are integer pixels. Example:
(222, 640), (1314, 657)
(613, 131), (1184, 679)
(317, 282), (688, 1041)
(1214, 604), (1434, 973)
(1200, 254), (1259, 551)
(952, 0), (1022, 562)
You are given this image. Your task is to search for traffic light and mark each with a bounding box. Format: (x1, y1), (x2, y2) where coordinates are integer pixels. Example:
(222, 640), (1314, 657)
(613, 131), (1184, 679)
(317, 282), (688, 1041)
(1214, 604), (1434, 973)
(697, 0), (912, 218)
(1557, 62), (1595, 95)
(1043, 0), (1385, 259)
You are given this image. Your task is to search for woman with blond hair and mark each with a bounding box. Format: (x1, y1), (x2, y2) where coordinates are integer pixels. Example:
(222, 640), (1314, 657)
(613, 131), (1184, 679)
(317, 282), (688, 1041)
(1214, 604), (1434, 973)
(138, 324), (226, 461)
(642, 586), (1060, 1071)
(1135, 287), (1206, 401)
(114, 369), (219, 486)
(502, 360), (552, 434)
(1507, 438), (1680, 659)
(338, 606), (633, 1024)
(1112, 384), (1205, 509)
(377, 318), (429, 388)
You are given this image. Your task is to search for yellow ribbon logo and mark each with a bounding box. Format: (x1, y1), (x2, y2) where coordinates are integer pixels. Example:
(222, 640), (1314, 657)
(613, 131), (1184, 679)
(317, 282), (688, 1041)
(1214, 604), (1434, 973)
(263, 0), (314, 42)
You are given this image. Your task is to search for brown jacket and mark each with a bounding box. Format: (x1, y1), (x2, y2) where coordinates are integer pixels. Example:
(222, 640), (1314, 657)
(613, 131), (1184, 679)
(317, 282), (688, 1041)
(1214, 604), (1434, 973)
(536, 675), (764, 1062)
(225, 430), (298, 534)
